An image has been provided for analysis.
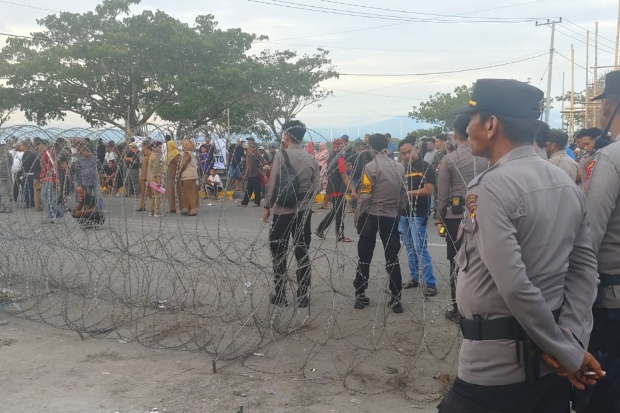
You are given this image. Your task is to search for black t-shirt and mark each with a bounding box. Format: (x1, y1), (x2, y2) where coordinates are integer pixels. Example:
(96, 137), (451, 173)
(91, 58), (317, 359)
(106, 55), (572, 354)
(103, 164), (116, 177)
(404, 159), (436, 217)
(229, 144), (245, 167)
(351, 150), (372, 181)
(126, 151), (140, 169)
(81, 193), (97, 210)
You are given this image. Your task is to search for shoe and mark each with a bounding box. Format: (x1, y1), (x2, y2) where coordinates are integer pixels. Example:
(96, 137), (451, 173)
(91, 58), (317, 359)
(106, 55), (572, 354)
(153, 213), (162, 218)
(270, 293), (288, 307)
(445, 308), (459, 323)
(169, 210), (177, 214)
(354, 294), (370, 309)
(149, 212), (155, 217)
(423, 286), (438, 297)
(389, 297), (403, 314)
(297, 295), (310, 308)
(136, 208), (146, 212)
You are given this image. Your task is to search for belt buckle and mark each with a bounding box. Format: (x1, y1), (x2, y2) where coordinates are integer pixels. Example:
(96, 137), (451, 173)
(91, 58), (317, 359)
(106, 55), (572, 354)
(473, 314), (483, 339)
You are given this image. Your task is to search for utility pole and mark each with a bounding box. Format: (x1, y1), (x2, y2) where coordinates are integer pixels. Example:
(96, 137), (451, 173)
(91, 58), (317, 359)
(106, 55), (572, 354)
(585, 30), (590, 128)
(571, 45), (575, 137)
(616, 0), (620, 68)
(594, 22), (599, 124)
(537, 18), (562, 124)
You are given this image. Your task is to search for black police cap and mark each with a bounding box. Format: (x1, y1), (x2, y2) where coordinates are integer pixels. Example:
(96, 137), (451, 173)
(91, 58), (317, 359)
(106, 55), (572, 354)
(592, 70), (620, 101)
(451, 79), (544, 120)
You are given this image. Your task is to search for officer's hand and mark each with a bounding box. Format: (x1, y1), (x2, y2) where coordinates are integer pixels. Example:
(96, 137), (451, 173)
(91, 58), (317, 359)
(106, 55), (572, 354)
(542, 352), (605, 390)
(262, 208), (270, 223)
(352, 191), (359, 201)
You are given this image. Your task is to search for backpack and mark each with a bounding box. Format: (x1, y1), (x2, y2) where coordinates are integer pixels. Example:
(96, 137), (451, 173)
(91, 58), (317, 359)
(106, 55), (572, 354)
(273, 150), (299, 207)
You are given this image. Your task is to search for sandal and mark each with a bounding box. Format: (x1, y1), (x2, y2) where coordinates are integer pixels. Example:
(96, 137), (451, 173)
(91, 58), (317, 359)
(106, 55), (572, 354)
(403, 280), (419, 289)
(338, 237), (353, 243)
(315, 232), (325, 239)
(320, 205), (328, 209)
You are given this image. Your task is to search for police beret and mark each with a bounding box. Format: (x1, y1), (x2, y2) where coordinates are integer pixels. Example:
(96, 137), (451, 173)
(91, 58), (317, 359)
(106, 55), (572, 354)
(451, 79), (544, 120)
(592, 70), (620, 101)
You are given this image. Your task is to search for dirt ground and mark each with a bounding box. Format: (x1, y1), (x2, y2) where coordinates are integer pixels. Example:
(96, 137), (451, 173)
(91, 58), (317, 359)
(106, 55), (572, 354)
(1, 315), (444, 413)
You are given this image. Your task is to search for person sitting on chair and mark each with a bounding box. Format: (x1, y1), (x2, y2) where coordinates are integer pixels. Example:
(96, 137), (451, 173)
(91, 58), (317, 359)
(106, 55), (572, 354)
(72, 185), (105, 226)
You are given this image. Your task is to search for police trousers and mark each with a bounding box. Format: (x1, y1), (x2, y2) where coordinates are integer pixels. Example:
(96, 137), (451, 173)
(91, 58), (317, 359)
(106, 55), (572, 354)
(269, 211), (312, 298)
(573, 307), (620, 413)
(438, 374), (570, 413)
(354, 214), (402, 298)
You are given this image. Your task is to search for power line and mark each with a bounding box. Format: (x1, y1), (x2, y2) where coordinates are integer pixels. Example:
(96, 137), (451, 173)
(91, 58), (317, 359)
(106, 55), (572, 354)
(268, 0), (554, 42)
(262, 41), (546, 54)
(338, 52), (547, 76)
(554, 26), (616, 55)
(562, 18), (617, 47)
(0, 31), (32, 39)
(310, 0), (550, 20)
(558, 23), (616, 50)
(246, 0), (543, 23)
(0, 0), (59, 13)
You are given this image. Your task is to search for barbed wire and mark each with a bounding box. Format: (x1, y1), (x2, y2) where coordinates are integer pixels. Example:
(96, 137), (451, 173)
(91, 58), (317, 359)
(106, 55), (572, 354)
(0, 124), (462, 406)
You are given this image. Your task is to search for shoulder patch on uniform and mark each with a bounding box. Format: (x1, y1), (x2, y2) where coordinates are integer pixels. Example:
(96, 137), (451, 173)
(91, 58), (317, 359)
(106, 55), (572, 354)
(583, 159), (596, 193)
(465, 194), (478, 214)
(360, 171), (372, 194)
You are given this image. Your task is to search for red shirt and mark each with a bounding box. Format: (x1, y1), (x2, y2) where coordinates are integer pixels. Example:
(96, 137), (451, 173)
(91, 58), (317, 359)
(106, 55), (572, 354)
(329, 157), (347, 197)
(40, 150), (57, 182)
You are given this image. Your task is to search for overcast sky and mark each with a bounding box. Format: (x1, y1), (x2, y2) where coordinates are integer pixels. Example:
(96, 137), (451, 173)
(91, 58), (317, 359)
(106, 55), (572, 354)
(1, 0), (619, 133)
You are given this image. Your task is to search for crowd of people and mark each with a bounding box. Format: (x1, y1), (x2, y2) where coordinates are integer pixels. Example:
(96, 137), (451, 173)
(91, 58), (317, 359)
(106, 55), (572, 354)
(260, 74), (620, 413)
(2, 71), (620, 412)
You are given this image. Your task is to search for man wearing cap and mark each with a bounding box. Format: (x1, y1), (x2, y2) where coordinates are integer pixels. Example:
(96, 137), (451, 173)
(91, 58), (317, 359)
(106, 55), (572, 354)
(263, 120), (319, 307)
(436, 115), (489, 323)
(579, 70), (620, 413)
(438, 79), (602, 413)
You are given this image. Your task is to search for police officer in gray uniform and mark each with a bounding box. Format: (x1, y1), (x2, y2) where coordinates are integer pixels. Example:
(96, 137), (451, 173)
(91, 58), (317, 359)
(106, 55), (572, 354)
(353, 133), (407, 313)
(579, 70), (620, 413)
(436, 114), (489, 323)
(438, 79), (603, 413)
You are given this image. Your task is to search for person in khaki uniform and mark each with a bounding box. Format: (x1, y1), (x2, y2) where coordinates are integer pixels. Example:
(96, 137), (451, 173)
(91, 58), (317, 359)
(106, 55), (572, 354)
(353, 133), (407, 313)
(136, 142), (151, 212)
(436, 114), (489, 323)
(147, 142), (165, 217)
(179, 139), (198, 216)
(579, 70), (620, 413)
(263, 120), (319, 308)
(438, 79), (603, 413)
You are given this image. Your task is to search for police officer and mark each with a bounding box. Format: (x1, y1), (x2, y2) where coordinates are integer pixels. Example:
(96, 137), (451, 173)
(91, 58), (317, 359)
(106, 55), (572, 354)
(353, 133), (407, 313)
(436, 114), (489, 323)
(263, 120), (319, 308)
(579, 70), (620, 413)
(438, 79), (603, 413)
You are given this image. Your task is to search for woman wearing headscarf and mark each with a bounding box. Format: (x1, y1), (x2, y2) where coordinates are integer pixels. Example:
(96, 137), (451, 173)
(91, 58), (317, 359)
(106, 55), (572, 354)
(179, 139), (199, 216)
(165, 135), (183, 213)
(305, 141), (315, 156)
(315, 141), (329, 208)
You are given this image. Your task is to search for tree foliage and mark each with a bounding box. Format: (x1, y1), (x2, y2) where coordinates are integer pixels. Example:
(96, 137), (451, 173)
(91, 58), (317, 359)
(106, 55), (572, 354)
(1, 0), (258, 131)
(246, 49), (338, 141)
(409, 85), (473, 134)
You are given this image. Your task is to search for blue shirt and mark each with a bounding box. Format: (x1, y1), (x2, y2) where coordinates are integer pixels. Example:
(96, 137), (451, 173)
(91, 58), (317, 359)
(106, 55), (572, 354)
(387, 141), (396, 159)
(565, 147), (576, 160)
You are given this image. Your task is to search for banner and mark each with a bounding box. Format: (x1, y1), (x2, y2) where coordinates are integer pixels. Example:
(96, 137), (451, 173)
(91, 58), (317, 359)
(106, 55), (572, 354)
(212, 138), (227, 170)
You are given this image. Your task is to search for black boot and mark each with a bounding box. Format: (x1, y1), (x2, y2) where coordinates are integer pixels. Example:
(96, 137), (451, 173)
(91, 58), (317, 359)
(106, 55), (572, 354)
(354, 293), (370, 309)
(389, 295), (403, 314)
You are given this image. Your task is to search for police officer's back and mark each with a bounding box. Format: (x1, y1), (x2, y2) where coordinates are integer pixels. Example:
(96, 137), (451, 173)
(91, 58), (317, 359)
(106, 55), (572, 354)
(438, 79), (601, 413)
(580, 70), (620, 413)
(436, 114), (489, 323)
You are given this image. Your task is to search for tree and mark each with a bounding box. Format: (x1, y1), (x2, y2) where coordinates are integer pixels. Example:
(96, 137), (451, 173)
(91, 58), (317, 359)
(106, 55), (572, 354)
(555, 91), (586, 132)
(0, 87), (17, 127)
(1, 0), (260, 131)
(246, 49), (338, 141)
(409, 85), (473, 134)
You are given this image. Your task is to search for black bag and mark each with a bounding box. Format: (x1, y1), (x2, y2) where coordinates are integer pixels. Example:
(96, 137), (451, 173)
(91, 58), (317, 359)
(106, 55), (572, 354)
(273, 150), (299, 208)
(451, 195), (464, 215)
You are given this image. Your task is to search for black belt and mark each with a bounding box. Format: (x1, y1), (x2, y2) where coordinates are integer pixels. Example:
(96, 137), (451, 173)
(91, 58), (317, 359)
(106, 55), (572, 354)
(459, 308), (561, 341)
(600, 273), (620, 287)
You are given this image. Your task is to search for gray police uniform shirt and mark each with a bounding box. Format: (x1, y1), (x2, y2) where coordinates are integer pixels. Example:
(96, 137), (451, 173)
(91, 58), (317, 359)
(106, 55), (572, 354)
(548, 150), (578, 182)
(583, 136), (620, 308)
(354, 153), (407, 226)
(0, 150), (13, 180)
(437, 142), (489, 221)
(456, 145), (598, 386)
(265, 143), (319, 216)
